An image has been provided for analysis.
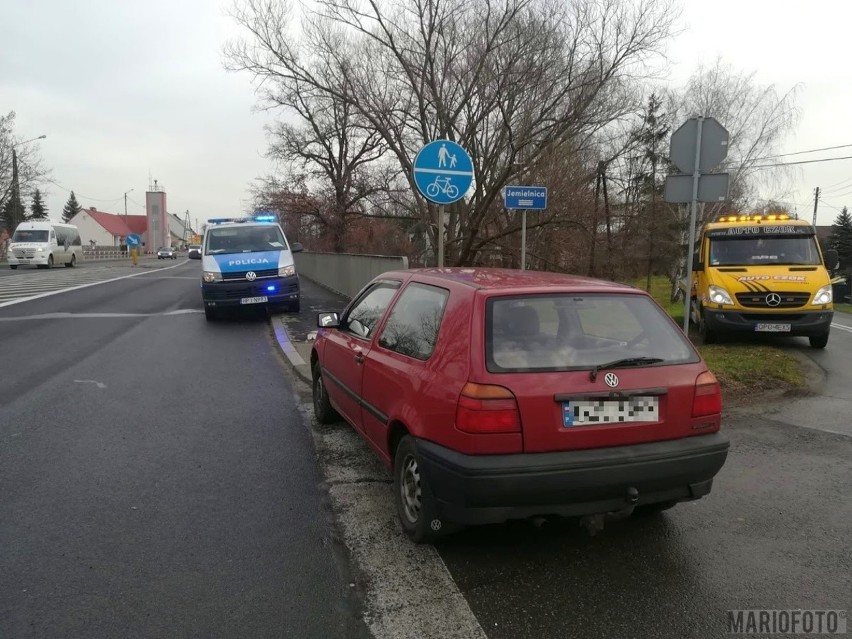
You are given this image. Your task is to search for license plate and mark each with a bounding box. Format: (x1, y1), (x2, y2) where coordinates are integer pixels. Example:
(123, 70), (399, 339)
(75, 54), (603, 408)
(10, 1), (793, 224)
(240, 296), (268, 305)
(563, 396), (659, 427)
(755, 323), (791, 332)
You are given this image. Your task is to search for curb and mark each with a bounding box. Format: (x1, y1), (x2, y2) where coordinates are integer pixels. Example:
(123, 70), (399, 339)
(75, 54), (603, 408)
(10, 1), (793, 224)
(271, 315), (312, 383)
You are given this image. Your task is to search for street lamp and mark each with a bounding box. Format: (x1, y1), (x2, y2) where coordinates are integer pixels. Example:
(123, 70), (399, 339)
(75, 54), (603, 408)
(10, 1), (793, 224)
(10, 135), (46, 229)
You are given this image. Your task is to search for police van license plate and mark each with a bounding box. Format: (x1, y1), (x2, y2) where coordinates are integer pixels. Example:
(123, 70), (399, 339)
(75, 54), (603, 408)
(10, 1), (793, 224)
(562, 397), (659, 427)
(755, 323), (791, 332)
(240, 296), (268, 305)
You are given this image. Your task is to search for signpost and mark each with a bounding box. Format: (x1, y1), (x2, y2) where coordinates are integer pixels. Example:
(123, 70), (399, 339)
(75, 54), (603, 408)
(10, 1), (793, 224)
(126, 233), (142, 267)
(504, 186), (548, 270)
(413, 140), (474, 267)
(664, 116), (730, 332)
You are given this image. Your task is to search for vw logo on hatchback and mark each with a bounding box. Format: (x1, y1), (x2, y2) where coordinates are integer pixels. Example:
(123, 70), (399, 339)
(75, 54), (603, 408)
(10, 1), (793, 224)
(765, 292), (782, 307)
(246, 271), (257, 281)
(604, 372), (620, 388)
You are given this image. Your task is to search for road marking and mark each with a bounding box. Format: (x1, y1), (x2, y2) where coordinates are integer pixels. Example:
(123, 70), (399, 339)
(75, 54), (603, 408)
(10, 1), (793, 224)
(0, 261), (186, 308)
(831, 322), (852, 333)
(0, 310), (203, 321)
(74, 379), (107, 389)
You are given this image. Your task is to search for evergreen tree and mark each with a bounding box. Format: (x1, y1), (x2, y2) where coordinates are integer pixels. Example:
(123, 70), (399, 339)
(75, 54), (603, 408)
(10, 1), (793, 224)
(61, 191), (82, 223)
(1, 189), (25, 232)
(829, 206), (852, 269)
(29, 188), (47, 219)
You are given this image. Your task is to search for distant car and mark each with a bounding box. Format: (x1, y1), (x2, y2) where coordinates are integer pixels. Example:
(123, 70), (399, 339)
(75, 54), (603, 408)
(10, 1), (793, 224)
(157, 246), (177, 260)
(187, 244), (202, 259)
(311, 268), (729, 543)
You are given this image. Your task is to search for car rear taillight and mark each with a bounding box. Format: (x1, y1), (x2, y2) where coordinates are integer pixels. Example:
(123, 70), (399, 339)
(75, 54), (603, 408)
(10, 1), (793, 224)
(692, 371), (722, 417)
(456, 382), (521, 434)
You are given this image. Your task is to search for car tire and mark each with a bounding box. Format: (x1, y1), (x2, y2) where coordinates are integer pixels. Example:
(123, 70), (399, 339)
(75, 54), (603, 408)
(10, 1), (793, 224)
(809, 333), (829, 349)
(65, 254), (76, 268)
(633, 500), (678, 516)
(699, 308), (717, 345)
(290, 300), (301, 313)
(312, 363), (340, 424)
(10, 265), (17, 270)
(204, 307), (218, 321)
(394, 435), (444, 544)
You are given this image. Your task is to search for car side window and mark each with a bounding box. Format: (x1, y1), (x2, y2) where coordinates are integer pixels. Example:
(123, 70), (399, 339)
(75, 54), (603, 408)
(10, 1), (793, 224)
(378, 283), (449, 360)
(345, 283), (400, 339)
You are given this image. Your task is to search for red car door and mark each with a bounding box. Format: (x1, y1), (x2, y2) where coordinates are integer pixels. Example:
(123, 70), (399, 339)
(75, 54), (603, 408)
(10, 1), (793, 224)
(320, 281), (402, 434)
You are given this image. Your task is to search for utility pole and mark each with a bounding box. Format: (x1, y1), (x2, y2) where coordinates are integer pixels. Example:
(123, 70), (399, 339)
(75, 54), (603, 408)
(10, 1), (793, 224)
(124, 189), (134, 222)
(10, 148), (22, 228)
(812, 186), (820, 226)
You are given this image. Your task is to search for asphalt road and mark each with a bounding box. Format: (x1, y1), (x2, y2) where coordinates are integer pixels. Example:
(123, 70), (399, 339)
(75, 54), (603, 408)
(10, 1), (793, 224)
(0, 262), (368, 638)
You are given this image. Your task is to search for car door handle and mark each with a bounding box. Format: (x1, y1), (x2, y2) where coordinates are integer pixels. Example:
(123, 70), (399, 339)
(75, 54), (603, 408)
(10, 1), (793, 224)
(353, 352), (365, 364)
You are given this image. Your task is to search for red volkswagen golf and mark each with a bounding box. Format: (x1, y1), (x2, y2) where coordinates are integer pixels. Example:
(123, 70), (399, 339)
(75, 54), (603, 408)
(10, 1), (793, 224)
(311, 268), (729, 543)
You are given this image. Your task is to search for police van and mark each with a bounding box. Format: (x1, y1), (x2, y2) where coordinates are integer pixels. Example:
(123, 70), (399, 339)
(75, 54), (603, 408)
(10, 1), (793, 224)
(200, 216), (302, 320)
(689, 214), (837, 348)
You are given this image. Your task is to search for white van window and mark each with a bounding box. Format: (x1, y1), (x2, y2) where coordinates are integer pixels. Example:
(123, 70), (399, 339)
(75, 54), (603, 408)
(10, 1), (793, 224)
(205, 226), (287, 255)
(12, 229), (48, 242)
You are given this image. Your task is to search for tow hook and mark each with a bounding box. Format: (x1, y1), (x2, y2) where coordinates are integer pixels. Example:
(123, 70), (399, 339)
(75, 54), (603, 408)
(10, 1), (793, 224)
(579, 488), (640, 536)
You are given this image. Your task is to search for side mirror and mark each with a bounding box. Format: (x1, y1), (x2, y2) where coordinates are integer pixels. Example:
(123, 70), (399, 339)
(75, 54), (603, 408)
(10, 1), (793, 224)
(317, 312), (340, 328)
(824, 249), (839, 271)
(291, 242), (303, 253)
(692, 255), (704, 271)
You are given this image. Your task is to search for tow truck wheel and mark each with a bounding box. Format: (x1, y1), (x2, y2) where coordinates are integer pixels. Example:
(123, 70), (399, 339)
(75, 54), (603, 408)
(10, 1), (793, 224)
(699, 309), (717, 345)
(809, 333), (829, 349)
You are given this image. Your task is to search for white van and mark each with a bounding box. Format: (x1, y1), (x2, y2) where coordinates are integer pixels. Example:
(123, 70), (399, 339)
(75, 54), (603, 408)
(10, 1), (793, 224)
(7, 221), (83, 269)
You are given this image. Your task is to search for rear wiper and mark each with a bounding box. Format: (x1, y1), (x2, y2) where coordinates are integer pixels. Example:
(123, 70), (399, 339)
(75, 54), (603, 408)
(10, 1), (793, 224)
(589, 357), (664, 382)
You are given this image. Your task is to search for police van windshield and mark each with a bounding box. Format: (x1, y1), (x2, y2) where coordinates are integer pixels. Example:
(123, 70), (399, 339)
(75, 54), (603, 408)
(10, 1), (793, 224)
(12, 229), (49, 243)
(205, 226), (287, 255)
(709, 236), (821, 266)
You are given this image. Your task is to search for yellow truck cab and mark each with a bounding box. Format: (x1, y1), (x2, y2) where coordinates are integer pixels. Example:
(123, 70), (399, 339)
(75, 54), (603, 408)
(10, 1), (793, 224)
(690, 214), (836, 348)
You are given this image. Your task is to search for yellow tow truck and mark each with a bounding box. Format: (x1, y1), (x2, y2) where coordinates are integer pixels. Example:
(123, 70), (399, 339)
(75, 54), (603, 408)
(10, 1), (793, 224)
(689, 214), (838, 348)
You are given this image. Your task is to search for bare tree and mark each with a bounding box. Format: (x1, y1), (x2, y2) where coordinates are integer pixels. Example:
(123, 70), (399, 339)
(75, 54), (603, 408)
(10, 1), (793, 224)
(0, 111), (48, 215)
(226, 0), (679, 264)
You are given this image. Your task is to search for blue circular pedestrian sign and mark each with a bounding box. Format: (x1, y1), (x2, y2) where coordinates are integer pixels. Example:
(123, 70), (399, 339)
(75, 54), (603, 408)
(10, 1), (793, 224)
(126, 233), (142, 248)
(413, 140), (473, 205)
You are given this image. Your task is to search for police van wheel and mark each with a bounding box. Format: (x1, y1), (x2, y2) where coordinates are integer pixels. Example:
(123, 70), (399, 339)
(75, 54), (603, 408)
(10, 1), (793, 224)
(204, 307), (218, 321)
(290, 300), (300, 313)
(312, 363), (340, 424)
(809, 333), (829, 349)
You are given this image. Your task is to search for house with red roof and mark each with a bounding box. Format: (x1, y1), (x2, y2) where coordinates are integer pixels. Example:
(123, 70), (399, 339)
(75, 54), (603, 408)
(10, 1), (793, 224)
(68, 206), (193, 250)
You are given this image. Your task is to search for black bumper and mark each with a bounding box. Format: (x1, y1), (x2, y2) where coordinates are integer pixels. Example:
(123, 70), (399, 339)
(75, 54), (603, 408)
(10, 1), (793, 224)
(705, 308), (832, 337)
(415, 433), (729, 525)
(201, 275), (299, 308)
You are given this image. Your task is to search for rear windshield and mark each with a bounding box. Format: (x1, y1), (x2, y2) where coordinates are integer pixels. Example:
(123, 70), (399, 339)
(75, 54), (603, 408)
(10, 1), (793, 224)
(486, 293), (697, 372)
(12, 229), (48, 243)
(204, 225), (287, 255)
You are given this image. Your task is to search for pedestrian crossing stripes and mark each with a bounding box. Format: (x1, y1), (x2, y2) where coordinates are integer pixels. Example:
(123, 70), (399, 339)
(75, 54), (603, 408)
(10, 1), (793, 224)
(0, 262), (186, 306)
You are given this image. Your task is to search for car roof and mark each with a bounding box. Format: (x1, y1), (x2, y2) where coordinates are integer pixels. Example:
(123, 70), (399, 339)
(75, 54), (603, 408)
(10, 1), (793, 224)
(379, 268), (642, 294)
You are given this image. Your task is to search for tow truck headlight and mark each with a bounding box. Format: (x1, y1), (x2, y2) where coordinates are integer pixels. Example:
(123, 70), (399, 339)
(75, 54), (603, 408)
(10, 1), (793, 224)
(278, 265), (295, 277)
(708, 285), (733, 305)
(202, 271), (221, 283)
(812, 285), (832, 305)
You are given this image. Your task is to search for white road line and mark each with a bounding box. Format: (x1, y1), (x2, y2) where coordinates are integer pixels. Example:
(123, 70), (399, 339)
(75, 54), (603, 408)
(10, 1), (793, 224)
(831, 322), (852, 333)
(0, 310), (203, 321)
(0, 262), (186, 309)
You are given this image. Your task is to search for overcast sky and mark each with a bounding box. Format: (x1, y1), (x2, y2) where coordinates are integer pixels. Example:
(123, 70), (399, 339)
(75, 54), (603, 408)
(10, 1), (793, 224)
(3, 0), (850, 228)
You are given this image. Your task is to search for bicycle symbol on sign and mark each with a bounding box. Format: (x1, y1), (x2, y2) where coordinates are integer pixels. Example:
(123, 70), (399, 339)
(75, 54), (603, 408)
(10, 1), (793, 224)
(426, 176), (459, 199)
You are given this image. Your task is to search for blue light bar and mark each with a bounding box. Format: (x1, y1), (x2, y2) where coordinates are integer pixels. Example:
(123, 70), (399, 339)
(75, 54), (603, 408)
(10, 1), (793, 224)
(254, 215), (276, 222)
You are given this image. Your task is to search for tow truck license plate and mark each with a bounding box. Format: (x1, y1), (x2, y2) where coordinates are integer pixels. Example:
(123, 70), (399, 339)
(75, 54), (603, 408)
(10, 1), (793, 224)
(240, 296), (268, 305)
(755, 323), (791, 332)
